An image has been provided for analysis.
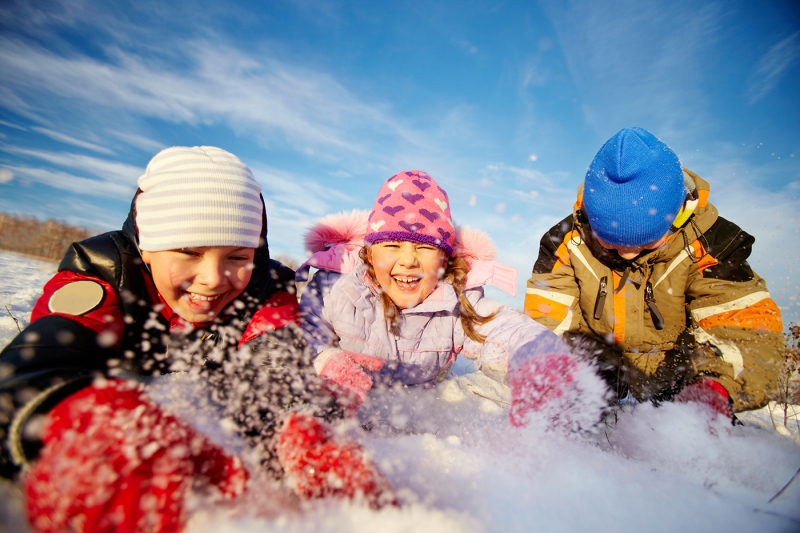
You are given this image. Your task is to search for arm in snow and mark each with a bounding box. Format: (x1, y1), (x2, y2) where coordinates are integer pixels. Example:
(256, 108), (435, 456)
(0, 270), (124, 479)
(524, 215), (582, 335)
(684, 216), (783, 412)
(460, 289), (571, 383)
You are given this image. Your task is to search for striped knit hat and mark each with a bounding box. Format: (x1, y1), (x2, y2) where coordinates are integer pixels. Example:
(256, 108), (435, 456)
(364, 170), (456, 255)
(136, 146), (264, 251)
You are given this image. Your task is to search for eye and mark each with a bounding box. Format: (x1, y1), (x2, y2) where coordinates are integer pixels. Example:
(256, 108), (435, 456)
(178, 249), (201, 257)
(229, 256), (250, 262)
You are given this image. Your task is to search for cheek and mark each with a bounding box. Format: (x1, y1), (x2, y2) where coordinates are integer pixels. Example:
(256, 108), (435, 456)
(231, 265), (253, 288)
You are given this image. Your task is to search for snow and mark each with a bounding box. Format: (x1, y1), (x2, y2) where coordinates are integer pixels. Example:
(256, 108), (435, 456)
(2, 250), (800, 532)
(0, 251), (56, 347)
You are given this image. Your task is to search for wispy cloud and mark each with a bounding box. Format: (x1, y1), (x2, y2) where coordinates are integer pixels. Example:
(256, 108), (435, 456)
(747, 32), (800, 104)
(31, 127), (114, 155)
(0, 119), (26, 130)
(0, 36), (420, 163)
(542, 0), (724, 143)
(106, 130), (166, 153)
(2, 164), (135, 198)
(0, 146), (141, 184)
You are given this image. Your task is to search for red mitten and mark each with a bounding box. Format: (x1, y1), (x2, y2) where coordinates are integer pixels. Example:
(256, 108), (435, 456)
(316, 350), (385, 406)
(676, 379), (732, 419)
(509, 353), (577, 428)
(25, 379), (249, 533)
(507, 350), (608, 432)
(276, 412), (397, 509)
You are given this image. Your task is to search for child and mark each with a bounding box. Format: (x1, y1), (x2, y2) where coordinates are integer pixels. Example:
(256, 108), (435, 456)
(0, 147), (395, 533)
(524, 128), (783, 423)
(297, 170), (608, 428)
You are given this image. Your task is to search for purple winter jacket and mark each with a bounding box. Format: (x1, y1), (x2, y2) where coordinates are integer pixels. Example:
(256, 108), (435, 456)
(297, 210), (569, 386)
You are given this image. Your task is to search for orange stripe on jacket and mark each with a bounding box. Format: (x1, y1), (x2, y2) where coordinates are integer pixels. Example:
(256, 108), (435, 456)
(697, 298), (783, 333)
(697, 189), (709, 208)
(612, 271), (625, 344)
(524, 293), (570, 323)
(689, 239), (719, 275)
(552, 230), (580, 273)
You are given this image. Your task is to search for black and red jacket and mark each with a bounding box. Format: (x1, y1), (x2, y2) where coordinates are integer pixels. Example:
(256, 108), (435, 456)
(0, 194), (340, 479)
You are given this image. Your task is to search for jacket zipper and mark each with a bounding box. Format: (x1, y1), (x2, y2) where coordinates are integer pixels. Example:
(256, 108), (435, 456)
(594, 276), (607, 320)
(644, 281), (665, 330)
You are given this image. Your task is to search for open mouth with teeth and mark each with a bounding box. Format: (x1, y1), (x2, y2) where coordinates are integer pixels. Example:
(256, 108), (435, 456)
(183, 291), (223, 313)
(392, 275), (422, 291)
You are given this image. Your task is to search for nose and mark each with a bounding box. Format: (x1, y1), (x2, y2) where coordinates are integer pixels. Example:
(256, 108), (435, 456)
(195, 257), (227, 288)
(397, 243), (420, 267)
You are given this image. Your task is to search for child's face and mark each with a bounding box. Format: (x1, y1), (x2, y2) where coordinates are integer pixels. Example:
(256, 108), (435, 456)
(369, 241), (446, 309)
(141, 246), (256, 323)
(594, 233), (668, 260)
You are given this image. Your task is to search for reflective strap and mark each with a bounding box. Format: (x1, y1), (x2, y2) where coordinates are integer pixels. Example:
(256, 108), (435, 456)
(694, 329), (745, 377)
(567, 240), (599, 281)
(691, 291), (771, 323)
(525, 287), (575, 307)
(652, 248), (692, 289)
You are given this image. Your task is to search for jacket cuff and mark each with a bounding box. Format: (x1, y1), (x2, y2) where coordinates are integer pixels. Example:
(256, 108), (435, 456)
(313, 347), (343, 375)
(8, 376), (94, 472)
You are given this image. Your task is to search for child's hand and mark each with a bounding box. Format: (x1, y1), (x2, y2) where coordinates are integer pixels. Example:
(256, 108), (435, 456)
(315, 349), (385, 407)
(25, 379), (248, 533)
(675, 378), (733, 431)
(508, 349), (610, 433)
(277, 412), (397, 509)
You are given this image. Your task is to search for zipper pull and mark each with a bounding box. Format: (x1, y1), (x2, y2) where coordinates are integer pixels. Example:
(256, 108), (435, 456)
(594, 276), (608, 320)
(645, 282), (665, 330)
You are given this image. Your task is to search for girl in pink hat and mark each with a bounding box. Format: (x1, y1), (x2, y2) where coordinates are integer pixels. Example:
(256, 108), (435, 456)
(297, 170), (609, 431)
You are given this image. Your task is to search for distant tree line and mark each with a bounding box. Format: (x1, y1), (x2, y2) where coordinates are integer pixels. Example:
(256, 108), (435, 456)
(0, 212), (96, 262)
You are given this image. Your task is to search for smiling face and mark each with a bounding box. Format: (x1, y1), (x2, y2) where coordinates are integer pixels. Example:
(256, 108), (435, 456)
(594, 233), (669, 260)
(369, 241), (447, 309)
(141, 246), (256, 323)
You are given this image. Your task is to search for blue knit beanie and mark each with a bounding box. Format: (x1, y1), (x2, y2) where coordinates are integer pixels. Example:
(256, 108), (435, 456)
(583, 127), (685, 247)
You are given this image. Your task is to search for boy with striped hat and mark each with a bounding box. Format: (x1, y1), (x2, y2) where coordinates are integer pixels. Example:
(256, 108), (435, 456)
(1, 147), (395, 532)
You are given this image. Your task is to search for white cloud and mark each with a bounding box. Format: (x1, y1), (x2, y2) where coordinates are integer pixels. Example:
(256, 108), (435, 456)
(0, 36), (421, 162)
(0, 146), (141, 185)
(31, 127), (114, 155)
(747, 32), (800, 103)
(0, 119), (26, 130)
(3, 164), (135, 198)
(106, 130), (165, 153)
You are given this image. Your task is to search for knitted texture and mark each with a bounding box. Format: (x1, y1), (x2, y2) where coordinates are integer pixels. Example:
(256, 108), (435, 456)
(136, 146), (264, 251)
(364, 170), (455, 255)
(583, 128), (685, 246)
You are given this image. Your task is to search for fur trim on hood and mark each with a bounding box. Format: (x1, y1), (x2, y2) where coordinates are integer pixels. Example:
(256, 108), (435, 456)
(297, 210), (517, 296)
(303, 209), (496, 261)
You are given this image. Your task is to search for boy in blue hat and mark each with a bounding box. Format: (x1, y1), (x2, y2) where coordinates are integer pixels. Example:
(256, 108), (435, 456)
(524, 128), (783, 421)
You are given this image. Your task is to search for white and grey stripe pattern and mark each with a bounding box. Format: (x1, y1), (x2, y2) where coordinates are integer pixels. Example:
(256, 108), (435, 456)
(136, 146), (264, 251)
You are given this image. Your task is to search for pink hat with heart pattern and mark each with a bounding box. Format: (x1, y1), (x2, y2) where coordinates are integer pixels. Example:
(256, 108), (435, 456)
(364, 170), (455, 255)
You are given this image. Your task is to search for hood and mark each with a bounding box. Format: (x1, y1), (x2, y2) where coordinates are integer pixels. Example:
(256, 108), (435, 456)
(297, 209), (517, 296)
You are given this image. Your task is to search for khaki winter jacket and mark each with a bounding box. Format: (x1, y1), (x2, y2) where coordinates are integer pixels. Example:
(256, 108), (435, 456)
(524, 169), (783, 412)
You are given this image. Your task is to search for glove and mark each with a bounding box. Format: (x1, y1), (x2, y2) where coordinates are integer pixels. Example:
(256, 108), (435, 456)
(25, 379), (249, 533)
(676, 379), (732, 420)
(508, 352), (608, 432)
(276, 412), (397, 509)
(315, 349), (385, 407)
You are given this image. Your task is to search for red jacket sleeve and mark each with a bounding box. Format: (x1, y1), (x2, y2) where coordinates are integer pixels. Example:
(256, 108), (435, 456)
(31, 271), (125, 351)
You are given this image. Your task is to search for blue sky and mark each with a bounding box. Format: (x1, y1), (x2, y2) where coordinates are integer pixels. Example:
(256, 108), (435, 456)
(1, 0), (798, 323)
